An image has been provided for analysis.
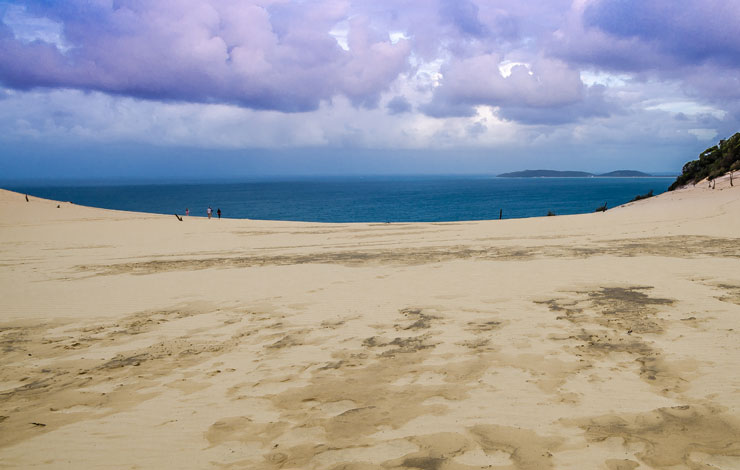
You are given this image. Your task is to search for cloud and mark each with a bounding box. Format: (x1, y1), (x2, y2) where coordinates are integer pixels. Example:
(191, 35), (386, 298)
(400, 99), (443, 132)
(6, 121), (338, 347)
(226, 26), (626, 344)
(583, 0), (740, 66)
(439, 0), (489, 38)
(549, 0), (740, 105)
(0, 0), (572, 118)
(420, 54), (603, 122)
(1, 0), (740, 175)
(386, 95), (412, 114)
(466, 121), (487, 138)
(0, 1), (411, 112)
(418, 100), (477, 119)
(496, 84), (615, 125)
(1, 3), (71, 51)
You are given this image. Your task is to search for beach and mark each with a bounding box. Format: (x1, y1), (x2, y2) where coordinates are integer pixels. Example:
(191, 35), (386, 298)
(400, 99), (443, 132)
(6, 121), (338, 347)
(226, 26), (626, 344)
(1, 176), (739, 469)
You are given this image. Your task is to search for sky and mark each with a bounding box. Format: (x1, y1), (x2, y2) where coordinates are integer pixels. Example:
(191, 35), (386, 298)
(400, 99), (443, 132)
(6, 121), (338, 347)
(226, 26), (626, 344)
(1, 0), (739, 180)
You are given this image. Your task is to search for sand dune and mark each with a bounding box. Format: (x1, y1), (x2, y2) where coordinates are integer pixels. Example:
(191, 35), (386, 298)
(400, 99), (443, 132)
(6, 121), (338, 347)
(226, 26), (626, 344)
(1, 179), (739, 469)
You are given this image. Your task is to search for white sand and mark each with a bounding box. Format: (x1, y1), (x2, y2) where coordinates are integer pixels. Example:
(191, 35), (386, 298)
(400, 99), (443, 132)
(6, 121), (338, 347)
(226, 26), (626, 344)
(1, 176), (739, 469)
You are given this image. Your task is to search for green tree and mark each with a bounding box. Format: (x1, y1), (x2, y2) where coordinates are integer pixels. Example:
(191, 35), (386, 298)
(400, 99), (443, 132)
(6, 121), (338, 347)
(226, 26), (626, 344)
(669, 132), (740, 190)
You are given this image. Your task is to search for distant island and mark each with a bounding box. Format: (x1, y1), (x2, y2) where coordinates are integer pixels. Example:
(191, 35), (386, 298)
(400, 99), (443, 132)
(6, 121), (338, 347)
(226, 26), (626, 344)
(498, 169), (653, 178)
(599, 170), (653, 177)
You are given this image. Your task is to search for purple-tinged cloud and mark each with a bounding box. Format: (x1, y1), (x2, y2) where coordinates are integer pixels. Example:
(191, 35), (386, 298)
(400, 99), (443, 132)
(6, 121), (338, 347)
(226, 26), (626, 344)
(583, 0), (740, 66)
(1, 0), (739, 137)
(466, 121), (487, 137)
(496, 84), (616, 125)
(440, 0), (489, 38)
(421, 54), (597, 122)
(0, 1), (411, 112)
(419, 100), (477, 119)
(386, 95), (412, 115)
(551, 0), (740, 77)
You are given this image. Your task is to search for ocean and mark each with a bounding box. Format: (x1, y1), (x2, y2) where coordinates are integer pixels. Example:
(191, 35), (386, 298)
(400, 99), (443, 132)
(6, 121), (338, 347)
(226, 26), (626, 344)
(7, 176), (674, 223)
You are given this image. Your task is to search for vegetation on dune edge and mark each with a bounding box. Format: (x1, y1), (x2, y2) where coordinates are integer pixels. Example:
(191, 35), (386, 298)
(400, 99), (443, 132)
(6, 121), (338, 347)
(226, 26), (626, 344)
(630, 189), (654, 202)
(669, 132), (740, 190)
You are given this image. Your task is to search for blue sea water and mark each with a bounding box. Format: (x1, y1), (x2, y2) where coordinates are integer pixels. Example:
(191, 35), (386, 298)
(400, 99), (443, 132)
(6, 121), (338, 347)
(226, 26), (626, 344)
(7, 176), (674, 223)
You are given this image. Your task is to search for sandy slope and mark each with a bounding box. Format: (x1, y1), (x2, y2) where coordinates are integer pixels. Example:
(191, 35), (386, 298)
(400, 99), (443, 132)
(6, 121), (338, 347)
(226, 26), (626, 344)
(1, 176), (739, 470)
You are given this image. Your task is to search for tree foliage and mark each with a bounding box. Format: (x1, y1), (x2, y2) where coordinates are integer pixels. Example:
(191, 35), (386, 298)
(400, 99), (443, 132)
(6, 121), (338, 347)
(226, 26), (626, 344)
(630, 189), (653, 202)
(669, 132), (740, 190)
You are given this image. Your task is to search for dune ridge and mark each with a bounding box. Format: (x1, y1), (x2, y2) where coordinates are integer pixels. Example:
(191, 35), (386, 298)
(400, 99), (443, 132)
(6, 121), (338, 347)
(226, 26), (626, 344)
(1, 177), (739, 469)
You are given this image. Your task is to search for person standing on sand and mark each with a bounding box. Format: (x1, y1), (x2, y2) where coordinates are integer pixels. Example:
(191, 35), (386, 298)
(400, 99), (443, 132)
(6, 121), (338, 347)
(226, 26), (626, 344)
(185, 208), (189, 216)
(207, 206), (212, 219)
(217, 208), (221, 219)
